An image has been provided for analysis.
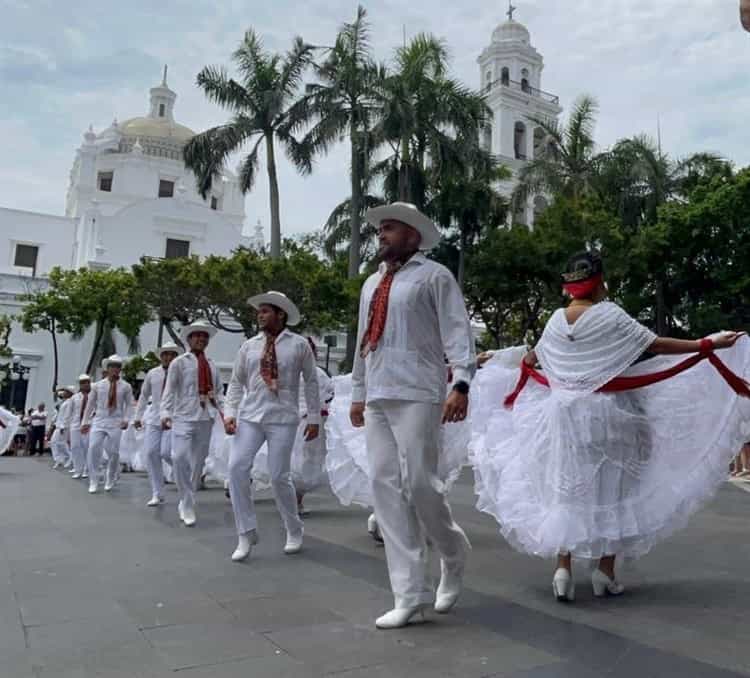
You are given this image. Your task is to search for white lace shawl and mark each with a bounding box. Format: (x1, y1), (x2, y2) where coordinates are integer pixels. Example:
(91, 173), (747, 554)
(535, 302), (657, 394)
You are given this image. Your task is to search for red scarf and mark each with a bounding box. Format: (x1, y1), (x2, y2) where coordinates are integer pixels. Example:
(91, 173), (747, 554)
(260, 332), (280, 393)
(107, 378), (118, 411)
(504, 339), (750, 408)
(359, 262), (403, 358)
(563, 274), (603, 300)
(194, 351), (213, 405)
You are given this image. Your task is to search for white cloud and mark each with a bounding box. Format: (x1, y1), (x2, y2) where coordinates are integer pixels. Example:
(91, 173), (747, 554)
(1, 0), (748, 240)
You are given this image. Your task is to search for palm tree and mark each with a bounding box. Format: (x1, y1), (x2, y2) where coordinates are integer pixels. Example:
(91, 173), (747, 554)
(512, 95), (602, 212)
(321, 194), (383, 262)
(290, 6), (384, 278)
(184, 30), (315, 258)
(374, 34), (490, 209)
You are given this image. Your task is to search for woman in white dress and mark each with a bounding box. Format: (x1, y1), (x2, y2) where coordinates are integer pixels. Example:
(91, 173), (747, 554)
(473, 250), (750, 602)
(0, 406), (20, 455)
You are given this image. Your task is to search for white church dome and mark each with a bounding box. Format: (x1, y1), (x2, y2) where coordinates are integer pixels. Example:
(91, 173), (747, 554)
(492, 19), (531, 45)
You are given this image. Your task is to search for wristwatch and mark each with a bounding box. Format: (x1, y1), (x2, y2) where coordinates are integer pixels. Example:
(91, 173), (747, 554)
(452, 380), (469, 395)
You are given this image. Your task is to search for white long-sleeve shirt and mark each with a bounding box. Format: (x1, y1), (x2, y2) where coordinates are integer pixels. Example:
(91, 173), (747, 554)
(82, 378), (134, 429)
(135, 365), (170, 427)
(352, 253), (476, 405)
(224, 330), (321, 425)
(160, 352), (223, 423)
(55, 399), (73, 434)
(64, 391), (90, 432)
(299, 367), (334, 418)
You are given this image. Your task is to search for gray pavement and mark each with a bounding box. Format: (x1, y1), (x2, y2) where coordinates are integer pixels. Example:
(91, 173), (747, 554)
(1, 457), (749, 678)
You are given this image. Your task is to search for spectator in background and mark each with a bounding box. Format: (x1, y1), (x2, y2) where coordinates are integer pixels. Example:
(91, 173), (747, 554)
(29, 403), (48, 455)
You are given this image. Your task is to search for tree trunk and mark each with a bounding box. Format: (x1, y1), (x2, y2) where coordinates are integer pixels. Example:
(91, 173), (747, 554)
(398, 136), (411, 202)
(655, 278), (668, 336)
(85, 319), (105, 376)
(345, 126), (364, 370)
(266, 134), (282, 259)
(163, 321), (185, 351)
(49, 319), (59, 396)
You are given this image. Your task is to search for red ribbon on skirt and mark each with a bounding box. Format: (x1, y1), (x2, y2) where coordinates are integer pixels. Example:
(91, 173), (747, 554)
(504, 339), (750, 409)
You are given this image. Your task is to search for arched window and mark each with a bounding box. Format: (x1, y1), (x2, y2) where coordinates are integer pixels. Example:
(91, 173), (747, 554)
(501, 67), (510, 86)
(513, 201), (527, 226)
(521, 68), (530, 92)
(485, 69), (493, 92)
(514, 121), (527, 160)
(482, 125), (492, 151)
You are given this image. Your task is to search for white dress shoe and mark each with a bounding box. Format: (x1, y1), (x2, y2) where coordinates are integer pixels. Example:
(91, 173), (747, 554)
(283, 531), (303, 554)
(88, 482), (98, 494)
(81, 472), (89, 479)
(367, 514), (384, 543)
(231, 530), (258, 562)
(375, 605), (428, 629)
(434, 528), (471, 613)
(182, 506), (196, 527)
(146, 495), (163, 507)
(552, 568), (576, 602)
(52, 461), (62, 470)
(591, 569), (624, 597)
(71, 473), (82, 479)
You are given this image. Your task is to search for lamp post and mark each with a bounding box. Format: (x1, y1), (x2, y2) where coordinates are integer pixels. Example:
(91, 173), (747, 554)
(324, 335), (338, 374)
(0, 355), (31, 411)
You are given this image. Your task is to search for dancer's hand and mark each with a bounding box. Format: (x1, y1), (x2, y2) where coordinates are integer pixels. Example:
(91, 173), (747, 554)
(304, 424), (319, 441)
(350, 402), (365, 428)
(81, 425), (90, 435)
(443, 391), (468, 424)
(224, 417), (237, 435)
(161, 418), (172, 431)
(134, 420), (142, 431)
(710, 331), (746, 349)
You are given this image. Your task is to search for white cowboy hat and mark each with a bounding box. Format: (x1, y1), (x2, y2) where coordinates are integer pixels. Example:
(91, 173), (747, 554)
(104, 354), (125, 368)
(157, 341), (181, 356)
(365, 201), (441, 251)
(248, 291), (301, 327)
(78, 373), (91, 382)
(64, 385), (77, 393)
(180, 319), (218, 341)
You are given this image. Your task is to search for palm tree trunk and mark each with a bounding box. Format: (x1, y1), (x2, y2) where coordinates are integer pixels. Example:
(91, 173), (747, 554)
(398, 136), (411, 202)
(266, 134), (282, 259)
(348, 128), (362, 279)
(49, 319), (59, 395)
(85, 319), (105, 376)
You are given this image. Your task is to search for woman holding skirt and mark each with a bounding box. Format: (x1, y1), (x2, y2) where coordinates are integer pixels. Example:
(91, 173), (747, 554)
(473, 250), (750, 602)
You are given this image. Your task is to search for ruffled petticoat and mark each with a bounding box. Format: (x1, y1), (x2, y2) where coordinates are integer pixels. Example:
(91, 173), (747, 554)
(324, 374), (470, 509)
(252, 418), (330, 494)
(0, 407), (20, 454)
(472, 341), (750, 560)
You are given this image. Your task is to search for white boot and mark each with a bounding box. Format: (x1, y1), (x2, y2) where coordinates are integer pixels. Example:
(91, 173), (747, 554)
(146, 495), (163, 507)
(283, 530), (303, 554)
(375, 605), (428, 630)
(434, 529), (471, 613)
(88, 481), (98, 494)
(231, 530), (258, 562)
(182, 505), (196, 527)
(552, 568), (576, 602)
(591, 569), (624, 597)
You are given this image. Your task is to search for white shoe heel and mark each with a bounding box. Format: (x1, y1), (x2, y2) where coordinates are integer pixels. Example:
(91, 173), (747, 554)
(591, 569), (624, 597)
(375, 604), (428, 629)
(552, 568), (575, 602)
(231, 530), (258, 562)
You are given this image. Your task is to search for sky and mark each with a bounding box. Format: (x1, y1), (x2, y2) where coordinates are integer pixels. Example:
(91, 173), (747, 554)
(1, 0), (748, 241)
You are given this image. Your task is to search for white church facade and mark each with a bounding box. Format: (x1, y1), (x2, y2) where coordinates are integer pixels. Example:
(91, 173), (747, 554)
(0, 71), (265, 412)
(479, 8), (562, 225)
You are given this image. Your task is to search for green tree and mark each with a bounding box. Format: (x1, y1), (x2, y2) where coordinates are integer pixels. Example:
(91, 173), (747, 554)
(184, 30), (315, 258)
(292, 6), (384, 278)
(513, 95), (602, 214)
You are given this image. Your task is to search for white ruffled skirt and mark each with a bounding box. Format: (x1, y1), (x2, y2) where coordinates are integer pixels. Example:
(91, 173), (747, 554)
(324, 374), (470, 509)
(472, 341), (750, 560)
(0, 407), (20, 454)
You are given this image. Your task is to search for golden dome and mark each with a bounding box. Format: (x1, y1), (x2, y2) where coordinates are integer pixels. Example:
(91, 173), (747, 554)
(118, 116), (194, 144)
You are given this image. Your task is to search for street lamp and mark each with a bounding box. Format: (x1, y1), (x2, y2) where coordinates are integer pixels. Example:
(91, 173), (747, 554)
(0, 355), (31, 411)
(323, 335), (338, 374)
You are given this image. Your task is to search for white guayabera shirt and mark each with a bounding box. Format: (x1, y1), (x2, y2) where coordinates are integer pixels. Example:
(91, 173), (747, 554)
(82, 379), (134, 429)
(224, 329), (321, 426)
(352, 253), (476, 405)
(135, 366), (170, 427)
(160, 352), (223, 423)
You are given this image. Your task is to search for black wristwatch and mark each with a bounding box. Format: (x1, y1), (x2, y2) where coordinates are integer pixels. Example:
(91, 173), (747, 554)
(452, 380), (469, 395)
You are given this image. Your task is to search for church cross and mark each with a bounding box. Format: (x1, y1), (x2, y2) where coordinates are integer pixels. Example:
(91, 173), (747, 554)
(507, 1), (516, 21)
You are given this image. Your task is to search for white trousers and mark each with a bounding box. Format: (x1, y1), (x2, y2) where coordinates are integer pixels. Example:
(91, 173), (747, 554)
(366, 399), (466, 609)
(51, 432), (71, 465)
(144, 425), (172, 498)
(228, 421), (301, 537)
(70, 428), (89, 474)
(88, 427), (123, 485)
(171, 420), (212, 512)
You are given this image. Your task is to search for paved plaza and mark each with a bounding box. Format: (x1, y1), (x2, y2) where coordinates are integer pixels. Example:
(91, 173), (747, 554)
(1, 457), (749, 677)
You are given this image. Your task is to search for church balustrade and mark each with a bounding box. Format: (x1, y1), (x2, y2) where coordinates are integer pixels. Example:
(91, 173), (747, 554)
(487, 77), (559, 105)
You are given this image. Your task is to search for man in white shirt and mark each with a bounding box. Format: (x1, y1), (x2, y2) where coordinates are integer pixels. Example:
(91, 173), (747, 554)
(66, 374), (92, 479)
(49, 386), (74, 469)
(224, 291), (320, 562)
(134, 342), (180, 507)
(350, 202), (476, 630)
(82, 355), (134, 494)
(160, 320), (223, 527)
(29, 404), (48, 456)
